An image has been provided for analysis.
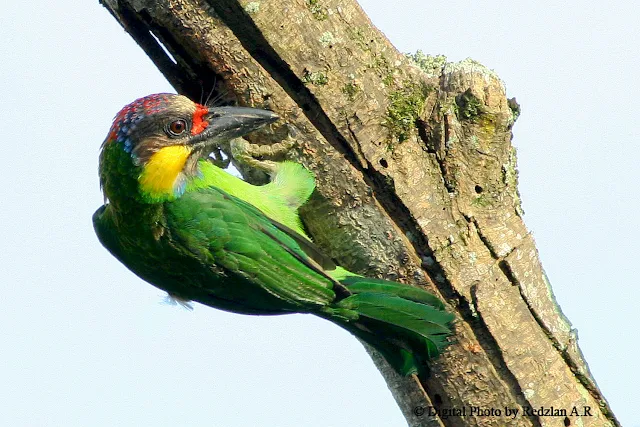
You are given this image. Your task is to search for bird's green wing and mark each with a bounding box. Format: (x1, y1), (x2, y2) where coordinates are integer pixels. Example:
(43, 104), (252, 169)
(164, 187), (339, 311)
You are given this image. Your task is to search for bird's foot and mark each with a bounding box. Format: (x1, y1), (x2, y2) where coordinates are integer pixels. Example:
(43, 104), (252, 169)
(229, 127), (298, 174)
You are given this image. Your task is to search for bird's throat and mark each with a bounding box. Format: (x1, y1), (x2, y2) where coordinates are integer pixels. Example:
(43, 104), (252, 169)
(139, 145), (192, 202)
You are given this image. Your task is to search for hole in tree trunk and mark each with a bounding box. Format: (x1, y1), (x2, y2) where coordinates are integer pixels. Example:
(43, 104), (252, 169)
(433, 393), (443, 407)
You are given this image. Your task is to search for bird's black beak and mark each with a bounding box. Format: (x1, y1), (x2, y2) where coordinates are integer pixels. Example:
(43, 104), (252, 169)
(200, 106), (279, 143)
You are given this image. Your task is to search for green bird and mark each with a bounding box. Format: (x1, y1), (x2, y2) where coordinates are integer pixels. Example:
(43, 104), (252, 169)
(94, 93), (453, 376)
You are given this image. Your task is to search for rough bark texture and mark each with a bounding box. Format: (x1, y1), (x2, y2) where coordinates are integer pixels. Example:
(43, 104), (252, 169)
(100, 0), (619, 425)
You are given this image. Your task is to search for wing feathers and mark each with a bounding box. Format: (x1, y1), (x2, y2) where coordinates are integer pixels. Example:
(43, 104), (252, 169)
(165, 186), (338, 310)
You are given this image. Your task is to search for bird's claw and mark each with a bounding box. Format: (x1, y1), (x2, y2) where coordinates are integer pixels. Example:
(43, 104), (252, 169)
(228, 131), (298, 174)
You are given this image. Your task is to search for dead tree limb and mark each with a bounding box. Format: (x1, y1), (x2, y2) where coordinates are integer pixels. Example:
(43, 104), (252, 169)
(100, 0), (619, 425)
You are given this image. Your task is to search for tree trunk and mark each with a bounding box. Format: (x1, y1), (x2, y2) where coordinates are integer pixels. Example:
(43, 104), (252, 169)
(100, 0), (619, 425)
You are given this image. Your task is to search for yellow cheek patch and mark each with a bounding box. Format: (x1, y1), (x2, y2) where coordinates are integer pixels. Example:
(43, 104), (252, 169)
(139, 145), (192, 201)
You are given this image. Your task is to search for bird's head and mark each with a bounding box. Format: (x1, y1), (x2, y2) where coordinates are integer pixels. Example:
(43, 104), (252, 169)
(99, 93), (278, 204)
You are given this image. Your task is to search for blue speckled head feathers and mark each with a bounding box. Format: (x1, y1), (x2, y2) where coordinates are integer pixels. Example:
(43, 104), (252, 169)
(106, 93), (179, 154)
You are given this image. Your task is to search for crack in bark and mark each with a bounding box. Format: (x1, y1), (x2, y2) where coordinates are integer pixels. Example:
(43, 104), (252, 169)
(437, 114), (456, 193)
(415, 98), (457, 194)
(415, 114), (456, 195)
(513, 274), (615, 422)
(473, 148), (500, 160)
(345, 116), (370, 169)
(103, 1), (223, 102)
(102, 2), (188, 91)
(468, 283), (543, 427)
(204, 0), (364, 164)
(464, 213), (617, 424)
(467, 215), (500, 259)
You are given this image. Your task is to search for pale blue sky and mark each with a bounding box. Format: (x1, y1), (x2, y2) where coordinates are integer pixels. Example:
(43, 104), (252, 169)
(1, 1), (637, 426)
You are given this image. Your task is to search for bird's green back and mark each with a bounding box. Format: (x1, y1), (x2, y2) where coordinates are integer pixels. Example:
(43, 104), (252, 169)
(187, 160), (315, 237)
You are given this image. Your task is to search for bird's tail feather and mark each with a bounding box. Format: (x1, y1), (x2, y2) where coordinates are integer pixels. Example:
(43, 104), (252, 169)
(327, 277), (454, 376)
(339, 275), (446, 310)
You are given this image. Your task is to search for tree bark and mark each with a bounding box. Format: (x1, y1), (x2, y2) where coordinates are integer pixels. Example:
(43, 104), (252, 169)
(100, 0), (619, 425)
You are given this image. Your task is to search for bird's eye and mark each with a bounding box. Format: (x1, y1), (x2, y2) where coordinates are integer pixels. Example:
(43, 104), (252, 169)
(167, 119), (188, 136)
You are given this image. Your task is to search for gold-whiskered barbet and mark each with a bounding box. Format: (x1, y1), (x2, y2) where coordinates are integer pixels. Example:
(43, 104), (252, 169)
(94, 93), (453, 376)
